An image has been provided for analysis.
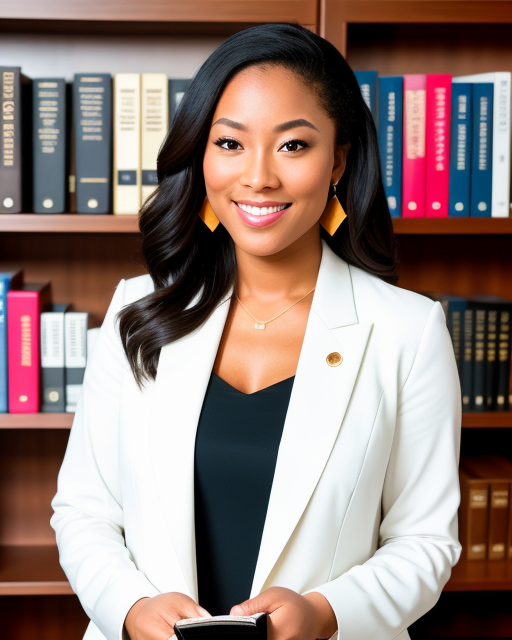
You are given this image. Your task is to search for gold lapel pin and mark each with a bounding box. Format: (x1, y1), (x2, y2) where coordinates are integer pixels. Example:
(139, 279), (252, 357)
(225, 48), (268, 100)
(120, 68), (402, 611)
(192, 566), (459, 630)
(326, 352), (343, 367)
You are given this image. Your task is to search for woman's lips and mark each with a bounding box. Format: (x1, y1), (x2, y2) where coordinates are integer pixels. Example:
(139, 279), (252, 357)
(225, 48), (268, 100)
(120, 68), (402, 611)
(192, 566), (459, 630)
(233, 201), (292, 228)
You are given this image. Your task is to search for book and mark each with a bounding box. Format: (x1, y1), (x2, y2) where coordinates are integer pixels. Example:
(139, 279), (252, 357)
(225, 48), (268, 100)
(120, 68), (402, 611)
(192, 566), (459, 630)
(168, 79), (191, 128)
(32, 78), (66, 213)
(377, 76), (403, 217)
(458, 465), (489, 561)
(174, 613), (268, 640)
(0, 67), (33, 213)
(7, 283), (51, 413)
(497, 306), (512, 410)
(66, 81), (76, 213)
(402, 74), (427, 217)
(449, 83), (473, 217)
(425, 74), (451, 217)
(354, 70), (378, 124)
(470, 83), (493, 217)
(461, 307), (474, 410)
(453, 72), (511, 218)
(141, 73), (168, 205)
(74, 73), (112, 214)
(41, 303), (69, 413)
(65, 311), (88, 412)
(113, 73), (141, 214)
(460, 456), (512, 561)
(0, 270), (23, 413)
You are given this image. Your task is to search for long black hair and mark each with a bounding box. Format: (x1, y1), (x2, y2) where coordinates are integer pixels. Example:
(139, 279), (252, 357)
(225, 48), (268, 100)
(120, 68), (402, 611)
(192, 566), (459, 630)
(119, 22), (398, 387)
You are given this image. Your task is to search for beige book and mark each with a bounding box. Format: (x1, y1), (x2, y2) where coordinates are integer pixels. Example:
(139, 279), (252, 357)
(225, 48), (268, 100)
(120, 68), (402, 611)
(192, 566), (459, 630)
(113, 73), (141, 214)
(141, 73), (168, 205)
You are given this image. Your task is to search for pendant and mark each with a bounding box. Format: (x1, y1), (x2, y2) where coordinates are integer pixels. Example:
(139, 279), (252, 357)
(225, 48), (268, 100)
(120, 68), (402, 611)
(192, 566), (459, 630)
(254, 323), (266, 330)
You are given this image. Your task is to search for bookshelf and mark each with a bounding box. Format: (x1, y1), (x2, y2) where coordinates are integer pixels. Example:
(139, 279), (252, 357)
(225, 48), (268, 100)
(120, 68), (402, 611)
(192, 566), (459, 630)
(1, 0), (512, 638)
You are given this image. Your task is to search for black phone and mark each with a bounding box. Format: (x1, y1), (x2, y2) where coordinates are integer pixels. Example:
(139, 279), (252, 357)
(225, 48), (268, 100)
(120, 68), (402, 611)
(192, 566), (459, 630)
(174, 612), (268, 640)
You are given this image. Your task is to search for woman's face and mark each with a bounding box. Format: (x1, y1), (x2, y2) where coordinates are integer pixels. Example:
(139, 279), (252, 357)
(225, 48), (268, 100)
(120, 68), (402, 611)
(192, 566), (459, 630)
(203, 64), (350, 257)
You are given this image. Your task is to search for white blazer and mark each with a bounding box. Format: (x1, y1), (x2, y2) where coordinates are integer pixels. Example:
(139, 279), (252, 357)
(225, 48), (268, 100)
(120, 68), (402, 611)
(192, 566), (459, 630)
(51, 238), (462, 640)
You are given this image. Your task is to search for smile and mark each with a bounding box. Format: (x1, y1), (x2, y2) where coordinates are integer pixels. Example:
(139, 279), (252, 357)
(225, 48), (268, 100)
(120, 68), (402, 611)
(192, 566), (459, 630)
(235, 202), (291, 216)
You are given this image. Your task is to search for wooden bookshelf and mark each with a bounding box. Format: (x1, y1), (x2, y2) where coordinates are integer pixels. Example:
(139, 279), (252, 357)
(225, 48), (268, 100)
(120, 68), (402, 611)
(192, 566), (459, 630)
(0, 545), (72, 595)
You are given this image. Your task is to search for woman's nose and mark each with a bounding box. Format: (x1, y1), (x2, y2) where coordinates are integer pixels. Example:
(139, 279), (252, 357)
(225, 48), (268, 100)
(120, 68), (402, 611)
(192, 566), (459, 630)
(239, 149), (281, 191)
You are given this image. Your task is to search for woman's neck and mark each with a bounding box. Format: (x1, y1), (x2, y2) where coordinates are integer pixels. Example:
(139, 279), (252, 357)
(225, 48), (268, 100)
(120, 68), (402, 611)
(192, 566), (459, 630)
(233, 228), (322, 303)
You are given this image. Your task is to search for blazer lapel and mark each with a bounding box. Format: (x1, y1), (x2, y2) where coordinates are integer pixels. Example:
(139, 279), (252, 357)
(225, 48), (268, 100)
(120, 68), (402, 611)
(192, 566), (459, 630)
(249, 241), (373, 597)
(149, 288), (233, 600)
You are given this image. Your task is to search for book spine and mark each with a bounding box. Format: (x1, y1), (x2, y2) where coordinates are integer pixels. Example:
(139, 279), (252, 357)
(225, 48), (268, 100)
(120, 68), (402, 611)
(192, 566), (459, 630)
(425, 74), (452, 218)
(113, 73), (141, 214)
(497, 308), (511, 410)
(473, 308), (487, 411)
(40, 310), (66, 412)
(377, 76), (403, 217)
(449, 302), (465, 380)
(490, 73), (511, 217)
(354, 70), (378, 124)
(461, 307), (474, 411)
(0, 279), (7, 412)
(470, 83), (493, 217)
(65, 312), (88, 412)
(402, 74), (427, 217)
(66, 81), (76, 213)
(449, 83), (472, 217)
(458, 469), (489, 561)
(488, 482), (509, 560)
(485, 308), (498, 410)
(168, 79), (190, 128)
(141, 73), (168, 205)
(7, 291), (41, 413)
(74, 73), (112, 214)
(0, 67), (22, 213)
(33, 78), (66, 213)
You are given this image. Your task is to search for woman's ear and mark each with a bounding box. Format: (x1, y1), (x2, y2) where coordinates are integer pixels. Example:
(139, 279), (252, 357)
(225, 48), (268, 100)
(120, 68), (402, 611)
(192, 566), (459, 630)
(332, 142), (351, 185)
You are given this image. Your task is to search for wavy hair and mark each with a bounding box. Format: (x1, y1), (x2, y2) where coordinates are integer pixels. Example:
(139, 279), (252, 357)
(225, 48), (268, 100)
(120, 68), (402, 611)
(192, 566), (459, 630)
(118, 22), (398, 387)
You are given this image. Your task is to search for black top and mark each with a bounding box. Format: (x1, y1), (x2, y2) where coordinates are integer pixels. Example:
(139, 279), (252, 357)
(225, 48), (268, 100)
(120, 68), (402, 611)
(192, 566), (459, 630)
(194, 371), (295, 615)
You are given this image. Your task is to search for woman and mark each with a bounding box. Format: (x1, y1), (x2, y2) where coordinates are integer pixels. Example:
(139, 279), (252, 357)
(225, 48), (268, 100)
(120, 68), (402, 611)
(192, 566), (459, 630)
(51, 22), (462, 640)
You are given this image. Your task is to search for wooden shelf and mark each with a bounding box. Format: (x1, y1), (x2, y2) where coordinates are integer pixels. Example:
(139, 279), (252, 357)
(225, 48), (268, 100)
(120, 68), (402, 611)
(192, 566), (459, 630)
(393, 218), (512, 235)
(0, 545), (73, 595)
(2, 215), (512, 234)
(0, 413), (73, 429)
(445, 558), (512, 591)
(462, 412), (512, 429)
(0, 214), (140, 233)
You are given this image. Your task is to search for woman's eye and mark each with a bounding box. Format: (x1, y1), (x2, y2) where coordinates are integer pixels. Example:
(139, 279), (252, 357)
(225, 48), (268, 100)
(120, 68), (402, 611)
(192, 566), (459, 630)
(280, 139), (309, 153)
(214, 138), (242, 151)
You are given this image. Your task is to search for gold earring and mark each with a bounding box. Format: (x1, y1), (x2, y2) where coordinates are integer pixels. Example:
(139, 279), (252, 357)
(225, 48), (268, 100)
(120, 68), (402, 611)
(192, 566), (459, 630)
(319, 183), (347, 236)
(198, 197), (220, 232)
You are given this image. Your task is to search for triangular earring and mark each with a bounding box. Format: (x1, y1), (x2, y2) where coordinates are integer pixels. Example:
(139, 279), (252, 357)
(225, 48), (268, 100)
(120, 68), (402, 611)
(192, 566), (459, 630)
(198, 197), (220, 232)
(319, 183), (347, 236)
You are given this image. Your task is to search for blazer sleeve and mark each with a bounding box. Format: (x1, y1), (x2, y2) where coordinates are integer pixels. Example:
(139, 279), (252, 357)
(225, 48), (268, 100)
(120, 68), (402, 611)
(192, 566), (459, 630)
(303, 300), (462, 640)
(50, 279), (160, 640)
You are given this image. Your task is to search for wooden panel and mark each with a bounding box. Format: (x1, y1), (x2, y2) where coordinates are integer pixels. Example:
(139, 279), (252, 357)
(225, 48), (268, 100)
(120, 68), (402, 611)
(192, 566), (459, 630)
(0, 594), (88, 640)
(0, 215), (140, 233)
(0, 233), (146, 326)
(393, 218), (512, 235)
(325, 1), (512, 24)
(462, 412), (512, 428)
(0, 414), (74, 429)
(0, 545), (72, 595)
(345, 22), (512, 76)
(0, 0), (317, 24)
(446, 559), (512, 592)
(0, 430), (69, 545)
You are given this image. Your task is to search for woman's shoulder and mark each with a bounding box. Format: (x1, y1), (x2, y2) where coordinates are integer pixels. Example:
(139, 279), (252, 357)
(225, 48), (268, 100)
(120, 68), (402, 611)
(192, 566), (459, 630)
(121, 273), (155, 305)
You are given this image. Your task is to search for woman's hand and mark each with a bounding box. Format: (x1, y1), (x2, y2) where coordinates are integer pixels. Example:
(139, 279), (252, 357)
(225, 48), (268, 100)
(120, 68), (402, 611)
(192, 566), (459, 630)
(124, 592), (212, 640)
(230, 587), (337, 640)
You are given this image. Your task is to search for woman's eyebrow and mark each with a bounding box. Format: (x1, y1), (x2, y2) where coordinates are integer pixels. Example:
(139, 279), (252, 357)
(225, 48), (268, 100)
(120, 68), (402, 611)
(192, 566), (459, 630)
(211, 117), (319, 133)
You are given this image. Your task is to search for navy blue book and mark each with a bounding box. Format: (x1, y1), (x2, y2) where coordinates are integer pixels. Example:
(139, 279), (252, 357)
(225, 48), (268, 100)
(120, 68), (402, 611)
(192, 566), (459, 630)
(74, 73), (112, 214)
(354, 71), (378, 125)
(0, 270), (23, 413)
(33, 78), (66, 213)
(169, 79), (191, 128)
(449, 83), (472, 217)
(470, 83), (493, 217)
(378, 76), (403, 217)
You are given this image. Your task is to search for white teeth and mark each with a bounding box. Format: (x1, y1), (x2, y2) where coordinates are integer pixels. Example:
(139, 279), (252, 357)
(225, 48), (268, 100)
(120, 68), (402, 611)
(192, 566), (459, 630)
(237, 202), (288, 215)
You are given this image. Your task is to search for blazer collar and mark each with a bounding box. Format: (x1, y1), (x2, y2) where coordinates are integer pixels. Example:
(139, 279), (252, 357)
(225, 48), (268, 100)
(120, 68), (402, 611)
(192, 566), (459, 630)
(148, 238), (372, 600)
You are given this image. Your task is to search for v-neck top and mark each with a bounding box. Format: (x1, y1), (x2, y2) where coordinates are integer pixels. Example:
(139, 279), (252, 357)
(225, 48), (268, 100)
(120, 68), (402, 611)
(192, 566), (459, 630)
(193, 371), (295, 615)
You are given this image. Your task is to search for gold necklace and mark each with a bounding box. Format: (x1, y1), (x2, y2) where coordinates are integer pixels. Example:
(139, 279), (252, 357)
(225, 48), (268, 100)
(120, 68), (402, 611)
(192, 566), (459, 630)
(235, 286), (316, 330)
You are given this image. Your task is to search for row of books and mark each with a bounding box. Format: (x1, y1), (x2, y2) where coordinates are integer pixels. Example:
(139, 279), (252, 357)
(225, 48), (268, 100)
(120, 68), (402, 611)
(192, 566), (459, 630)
(355, 70), (511, 218)
(459, 455), (512, 562)
(427, 293), (512, 412)
(0, 270), (95, 414)
(0, 67), (190, 215)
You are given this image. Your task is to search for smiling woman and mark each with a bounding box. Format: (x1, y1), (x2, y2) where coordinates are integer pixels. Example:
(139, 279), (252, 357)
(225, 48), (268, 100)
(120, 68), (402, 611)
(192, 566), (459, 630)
(50, 21), (462, 640)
